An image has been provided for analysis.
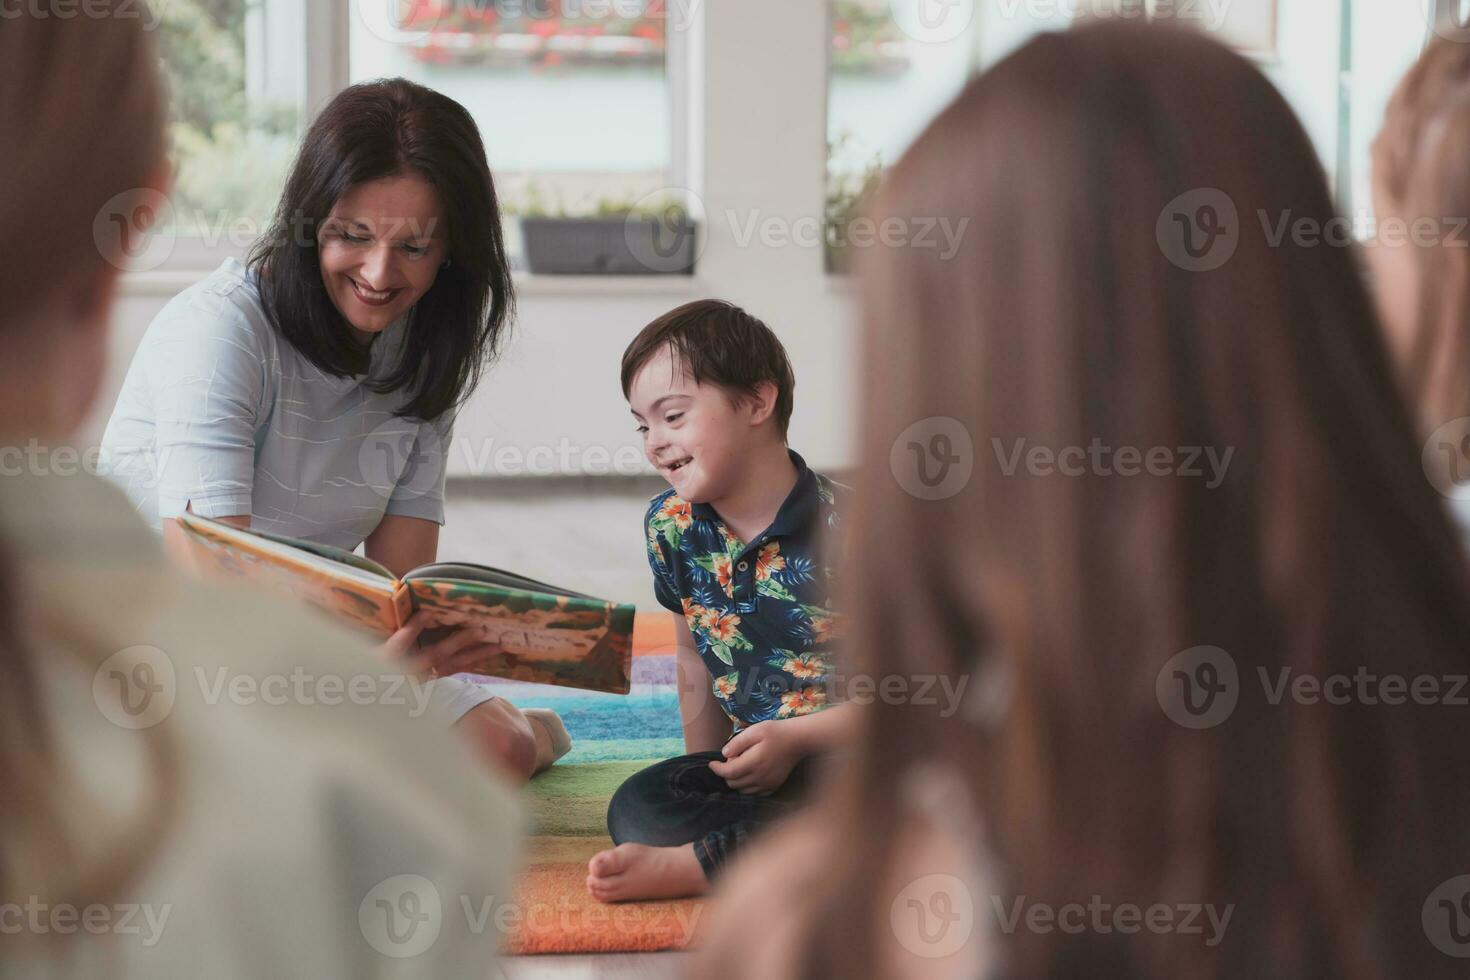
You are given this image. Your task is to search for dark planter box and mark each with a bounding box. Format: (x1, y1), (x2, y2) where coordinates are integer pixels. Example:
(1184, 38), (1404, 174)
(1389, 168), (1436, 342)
(521, 216), (697, 275)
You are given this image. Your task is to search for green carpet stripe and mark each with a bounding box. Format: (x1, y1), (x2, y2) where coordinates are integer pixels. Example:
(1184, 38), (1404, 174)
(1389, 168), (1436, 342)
(527, 795), (611, 837)
(527, 760), (658, 799)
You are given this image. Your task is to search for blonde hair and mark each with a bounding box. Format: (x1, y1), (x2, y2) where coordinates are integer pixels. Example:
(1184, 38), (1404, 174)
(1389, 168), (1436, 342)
(1373, 36), (1470, 425)
(0, 0), (177, 923)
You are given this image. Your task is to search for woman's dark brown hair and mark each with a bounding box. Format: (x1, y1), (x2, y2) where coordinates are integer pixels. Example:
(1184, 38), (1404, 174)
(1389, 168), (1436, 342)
(714, 22), (1470, 980)
(0, 0), (177, 920)
(249, 78), (515, 422)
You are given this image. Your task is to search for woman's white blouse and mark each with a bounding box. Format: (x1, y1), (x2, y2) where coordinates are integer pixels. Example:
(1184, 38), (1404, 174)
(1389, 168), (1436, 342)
(101, 258), (452, 550)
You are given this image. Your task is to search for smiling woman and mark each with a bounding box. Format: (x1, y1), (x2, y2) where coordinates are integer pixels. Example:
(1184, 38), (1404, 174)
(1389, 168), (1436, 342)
(98, 77), (568, 784)
(248, 77), (514, 423)
(102, 77), (512, 550)
(319, 175), (449, 345)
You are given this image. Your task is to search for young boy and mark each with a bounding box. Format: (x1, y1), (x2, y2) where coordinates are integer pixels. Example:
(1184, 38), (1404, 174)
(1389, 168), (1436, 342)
(586, 299), (853, 903)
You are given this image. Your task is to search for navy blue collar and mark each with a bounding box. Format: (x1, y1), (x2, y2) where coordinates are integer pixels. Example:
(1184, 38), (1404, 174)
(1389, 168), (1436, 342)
(690, 449), (817, 542)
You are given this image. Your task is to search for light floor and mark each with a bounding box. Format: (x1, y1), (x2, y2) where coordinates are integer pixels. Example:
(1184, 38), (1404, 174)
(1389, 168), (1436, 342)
(442, 474), (667, 611)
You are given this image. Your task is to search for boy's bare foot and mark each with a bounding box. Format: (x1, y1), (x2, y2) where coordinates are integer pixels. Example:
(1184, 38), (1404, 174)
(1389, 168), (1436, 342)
(585, 843), (709, 903)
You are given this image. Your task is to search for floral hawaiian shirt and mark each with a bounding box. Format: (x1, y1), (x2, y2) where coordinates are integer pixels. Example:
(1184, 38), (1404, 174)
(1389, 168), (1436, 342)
(644, 449), (848, 729)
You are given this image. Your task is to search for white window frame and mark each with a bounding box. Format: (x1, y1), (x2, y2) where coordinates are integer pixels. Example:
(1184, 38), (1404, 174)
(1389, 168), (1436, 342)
(120, 1), (848, 299)
(126, 0), (710, 293)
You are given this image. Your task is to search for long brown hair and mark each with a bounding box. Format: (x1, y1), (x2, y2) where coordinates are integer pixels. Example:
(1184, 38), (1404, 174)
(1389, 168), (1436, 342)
(757, 23), (1470, 979)
(249, 77), (516, 423)
(1374, 36), (1470, 429)
(0, 0), (173, 918)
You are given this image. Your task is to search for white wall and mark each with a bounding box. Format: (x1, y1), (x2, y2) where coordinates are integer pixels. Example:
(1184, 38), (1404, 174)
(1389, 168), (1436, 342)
(88, 281), (761, 479)
(96, 0), (1426, 484)
(94, 1), (858, 483)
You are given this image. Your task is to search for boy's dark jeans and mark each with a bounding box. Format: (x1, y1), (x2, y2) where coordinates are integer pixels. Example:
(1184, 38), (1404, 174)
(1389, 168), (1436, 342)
(606, 749), (819, 881)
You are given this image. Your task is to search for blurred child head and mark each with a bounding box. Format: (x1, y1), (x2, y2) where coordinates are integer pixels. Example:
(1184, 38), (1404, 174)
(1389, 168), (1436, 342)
(0, 1), (167, 441)
(0, 0), (172, 914)
(750, 21), (1470, 980)
(620, 300), (795, 503)
(1372, 36), (1470, 429)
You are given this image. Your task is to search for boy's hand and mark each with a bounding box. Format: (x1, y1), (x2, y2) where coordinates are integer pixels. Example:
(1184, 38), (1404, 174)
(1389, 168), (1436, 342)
(708, 720), (805, 795)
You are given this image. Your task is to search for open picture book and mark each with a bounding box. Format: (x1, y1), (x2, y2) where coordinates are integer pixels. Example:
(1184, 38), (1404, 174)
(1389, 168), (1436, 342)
(177, 513), (635, 694)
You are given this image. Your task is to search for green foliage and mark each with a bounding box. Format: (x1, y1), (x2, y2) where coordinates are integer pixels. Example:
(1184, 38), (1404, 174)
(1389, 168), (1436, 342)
(830, 0), (908, 72)
(156, 0), (247, 140)
(503, 181), (559, 218)
(156, 0), (298, 230)
(826, 134), (885, 273)
(168, 121), (299, 234)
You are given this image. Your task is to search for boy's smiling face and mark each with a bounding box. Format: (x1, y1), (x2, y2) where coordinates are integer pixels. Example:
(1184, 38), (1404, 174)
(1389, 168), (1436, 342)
(628, 345), (749, 504)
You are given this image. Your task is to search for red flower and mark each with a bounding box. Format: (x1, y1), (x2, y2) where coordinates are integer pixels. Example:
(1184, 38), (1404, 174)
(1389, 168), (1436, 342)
(754, 542), (785, 582)
(778, 687), (826, 717)
(658, 498), (692, 530)
(713, 555), (735, 597)
(707, 612), (742, 644)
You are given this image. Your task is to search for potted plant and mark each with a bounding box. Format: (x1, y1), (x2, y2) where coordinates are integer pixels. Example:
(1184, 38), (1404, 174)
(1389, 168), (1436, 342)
(517, 191), (698, 276)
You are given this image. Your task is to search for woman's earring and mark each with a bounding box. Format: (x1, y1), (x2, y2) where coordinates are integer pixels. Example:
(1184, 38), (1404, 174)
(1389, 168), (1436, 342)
(442, 258), (452, 270)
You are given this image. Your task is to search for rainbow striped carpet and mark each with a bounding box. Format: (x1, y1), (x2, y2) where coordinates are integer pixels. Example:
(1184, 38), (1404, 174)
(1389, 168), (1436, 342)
(472, 613), (707, 954)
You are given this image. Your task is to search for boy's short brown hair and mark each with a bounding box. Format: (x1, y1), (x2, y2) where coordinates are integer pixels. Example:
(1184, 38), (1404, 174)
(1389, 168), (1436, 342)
(620, 299), (796, 439)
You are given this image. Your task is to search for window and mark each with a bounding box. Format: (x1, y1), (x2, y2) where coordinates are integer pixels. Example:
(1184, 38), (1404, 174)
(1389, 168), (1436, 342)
(153, 0), (305, 267)
(351, 0), (679, 263)
(1342, 2), (1430, 225)
(826, 0), (979, 271)
(825, 0), (1437, 256)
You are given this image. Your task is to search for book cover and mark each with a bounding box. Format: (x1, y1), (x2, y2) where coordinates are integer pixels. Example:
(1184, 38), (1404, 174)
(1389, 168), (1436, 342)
(178, 514), (634, 694)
